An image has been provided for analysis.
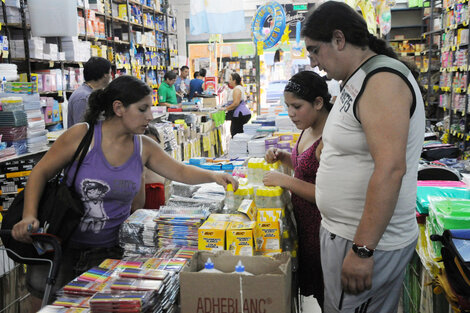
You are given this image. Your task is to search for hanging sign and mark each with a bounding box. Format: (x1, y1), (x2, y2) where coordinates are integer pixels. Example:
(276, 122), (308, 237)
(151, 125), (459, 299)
(251, 2), (286, 49)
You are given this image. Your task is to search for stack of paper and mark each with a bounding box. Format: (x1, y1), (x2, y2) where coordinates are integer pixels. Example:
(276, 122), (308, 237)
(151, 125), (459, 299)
(248, 138), (267, 157)
(119, 209), (159, 256)
(243, 123), (261, 135)
(228, 133), (252, 158)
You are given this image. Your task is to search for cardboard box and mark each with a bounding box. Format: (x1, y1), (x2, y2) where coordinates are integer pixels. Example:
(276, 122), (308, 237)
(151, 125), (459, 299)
(238, 199), (257, 221)
(227, 221), (256, 256)
(202, 97), (217, 108)
(180, 251), (291, 313)
(255, 221), (281, 253)
(198, 220), (230, 252)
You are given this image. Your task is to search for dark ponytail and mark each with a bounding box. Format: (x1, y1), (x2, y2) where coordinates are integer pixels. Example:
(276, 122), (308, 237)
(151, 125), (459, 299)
(367, 33), (397, 59)
(285, 71), (332, 112)
(84, 75), (152, 125)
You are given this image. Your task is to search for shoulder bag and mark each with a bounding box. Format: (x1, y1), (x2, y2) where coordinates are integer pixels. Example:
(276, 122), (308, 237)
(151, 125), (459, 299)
(0, 124), (94, 264)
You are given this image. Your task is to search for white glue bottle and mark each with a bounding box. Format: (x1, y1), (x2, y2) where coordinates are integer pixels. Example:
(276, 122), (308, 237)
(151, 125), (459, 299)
(199, 258), (222, 273)
(232, 260), (253, 276)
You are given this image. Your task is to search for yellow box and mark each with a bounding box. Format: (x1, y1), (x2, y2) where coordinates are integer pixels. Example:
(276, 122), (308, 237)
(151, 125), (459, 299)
(255, 221), (281, 252)
(206, 213), (249, 223)
(257, 208), (284, 222)
(227, 221), (256, 256)
(237, 199), (257, 221)
(198, 220), (230, 251)
(118, 4), (128, 19)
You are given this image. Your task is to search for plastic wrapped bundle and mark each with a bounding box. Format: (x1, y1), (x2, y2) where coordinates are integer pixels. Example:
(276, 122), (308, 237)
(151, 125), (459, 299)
(119, 209), (159, 255)
(167, 195), (224, 213)
(170, 181), (201, 198)
(192, 182), (226, 202)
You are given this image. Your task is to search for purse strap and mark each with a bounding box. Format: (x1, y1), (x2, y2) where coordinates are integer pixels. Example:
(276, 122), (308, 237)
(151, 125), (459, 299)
(63, 123), (95, 186)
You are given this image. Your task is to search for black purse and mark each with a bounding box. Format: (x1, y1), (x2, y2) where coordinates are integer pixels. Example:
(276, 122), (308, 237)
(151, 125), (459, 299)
(0, 125), (94, 264)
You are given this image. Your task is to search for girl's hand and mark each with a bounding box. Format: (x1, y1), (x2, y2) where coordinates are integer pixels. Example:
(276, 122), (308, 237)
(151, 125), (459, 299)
(263, 171), (287, 188)
(265, 148), (282, 163)
(214, 172), (239, 191)
(12, 215), (39, 243)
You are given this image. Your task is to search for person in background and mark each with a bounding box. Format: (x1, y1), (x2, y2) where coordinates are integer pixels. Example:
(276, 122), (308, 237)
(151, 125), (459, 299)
(303, 2), (425, 312)
(158, 71), (178, 108)
(189, 68), (206, 101)
(67, 57), (112, 127)
(264, 71), (331, 309)
(12, 76), (238, 311)
(175, 65), (190, 102)
(131, 124), (170, 212)
(224, 73), (251, 137)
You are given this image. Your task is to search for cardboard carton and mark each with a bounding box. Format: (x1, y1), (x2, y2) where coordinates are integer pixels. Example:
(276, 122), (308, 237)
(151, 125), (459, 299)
(180, 251), (291, 313)
(238, 199), (257, 221)
(198, 221), (230, 251)
(255, 221), (281, 253)
(227, 221), (256, 256)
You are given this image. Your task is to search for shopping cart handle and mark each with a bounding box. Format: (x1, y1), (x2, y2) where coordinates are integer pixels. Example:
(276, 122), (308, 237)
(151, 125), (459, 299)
(29, 233), (62, 284)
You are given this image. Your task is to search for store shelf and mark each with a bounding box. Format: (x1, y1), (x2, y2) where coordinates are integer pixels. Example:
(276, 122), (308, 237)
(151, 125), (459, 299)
(391, 25), (424, 29)
(388, 37), (423, 42)
(3, 23), (30, 29)
(0, 148), (49, 164)
(423, 28), (445, 35)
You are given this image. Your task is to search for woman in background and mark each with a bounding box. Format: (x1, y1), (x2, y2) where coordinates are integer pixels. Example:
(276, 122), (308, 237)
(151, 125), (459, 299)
(224, 73), (251, 137)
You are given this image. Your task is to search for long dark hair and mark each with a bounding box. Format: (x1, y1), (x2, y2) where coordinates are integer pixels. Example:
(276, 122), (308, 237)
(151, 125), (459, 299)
(231, 73), (242, 85)
(85, 75), (151, 125)
(285, 71), (332, 111)
(302, 1), (396, 59)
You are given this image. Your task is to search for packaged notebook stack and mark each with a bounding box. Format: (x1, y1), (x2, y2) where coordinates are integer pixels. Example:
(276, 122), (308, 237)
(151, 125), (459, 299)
(119, 209), (159, 257)
(155, 206), (209, 248)
(0, 97), (28, 157)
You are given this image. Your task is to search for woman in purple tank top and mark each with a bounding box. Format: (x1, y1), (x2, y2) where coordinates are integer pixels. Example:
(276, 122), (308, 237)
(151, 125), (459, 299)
(263, 71), (332, 310)
(12, 76), (238, 310)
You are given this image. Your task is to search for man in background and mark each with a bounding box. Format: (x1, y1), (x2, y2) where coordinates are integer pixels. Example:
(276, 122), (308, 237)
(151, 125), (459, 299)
(175, 65), (190, 102)
(67, 57), (112, 127)
(189, 68), (206, 101)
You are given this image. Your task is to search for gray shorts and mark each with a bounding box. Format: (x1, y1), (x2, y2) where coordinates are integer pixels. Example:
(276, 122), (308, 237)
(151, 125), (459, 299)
(320, 226), (417, 313)
(26, 245), (123, 302)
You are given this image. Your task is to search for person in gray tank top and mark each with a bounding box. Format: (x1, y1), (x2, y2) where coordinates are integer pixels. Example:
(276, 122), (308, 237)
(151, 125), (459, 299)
(302, 2), (425, 312)
(12, 75), (239, 311)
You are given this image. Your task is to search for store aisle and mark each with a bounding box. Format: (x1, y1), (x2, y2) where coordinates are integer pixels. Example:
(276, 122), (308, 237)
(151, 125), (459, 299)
(301, 296), (322, 313)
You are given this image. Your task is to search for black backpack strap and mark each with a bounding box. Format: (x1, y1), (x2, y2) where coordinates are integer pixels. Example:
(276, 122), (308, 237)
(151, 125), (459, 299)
(63, 123), (95, 185)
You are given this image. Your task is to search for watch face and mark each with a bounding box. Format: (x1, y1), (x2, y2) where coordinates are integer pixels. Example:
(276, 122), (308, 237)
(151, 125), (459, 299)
(357, 248), (371, 258)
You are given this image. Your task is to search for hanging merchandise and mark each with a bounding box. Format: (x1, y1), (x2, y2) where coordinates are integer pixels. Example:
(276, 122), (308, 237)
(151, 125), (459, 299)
(251, 1), (286, 49)
(376, 0), (392, 36)
(189, 0), (245, 35)
(291, 21), (303, 57)
(345, 0), (378, 35)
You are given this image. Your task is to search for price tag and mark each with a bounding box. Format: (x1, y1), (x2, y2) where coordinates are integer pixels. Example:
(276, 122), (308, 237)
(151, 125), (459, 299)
(78, 62), (83, 68)
(454, 108), (458, 114)
(444, 107), (447, 111)
(414, 52), (420, 56)
(433, 86), (440, 91)
(456, 88), (462, 93)
(49, 61), (54, 68)
(467, 135), (470, 141)
(463, 111), (466, 116)
(452, 46), (457, 51)
(58, 90), (63, 96)
(0, 23), (2, 31)
(453, 130), (457, 136)
(401, 52), (407, 57)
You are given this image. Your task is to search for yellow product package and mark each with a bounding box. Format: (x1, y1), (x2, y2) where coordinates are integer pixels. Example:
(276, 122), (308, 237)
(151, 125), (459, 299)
(198, 221), (230, 251)
(237, 199), (258, 221)
(257, 208), (284, 222)
(226, 221), (257, 256)
(255, 221), (281, 252)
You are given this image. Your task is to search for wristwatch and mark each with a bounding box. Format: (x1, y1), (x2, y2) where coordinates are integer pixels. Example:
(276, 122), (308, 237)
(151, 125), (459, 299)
(352, 243), (375, 258)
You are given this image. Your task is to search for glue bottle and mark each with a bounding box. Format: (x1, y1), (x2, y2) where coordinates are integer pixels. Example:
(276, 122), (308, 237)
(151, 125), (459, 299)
(232, 260), (253, 276)
(199, 258), (222, 273)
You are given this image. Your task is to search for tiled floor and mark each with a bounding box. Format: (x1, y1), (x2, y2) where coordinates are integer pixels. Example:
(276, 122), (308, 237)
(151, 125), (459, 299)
(299, 295), (405, 313)
(300, 296), (322, 313)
